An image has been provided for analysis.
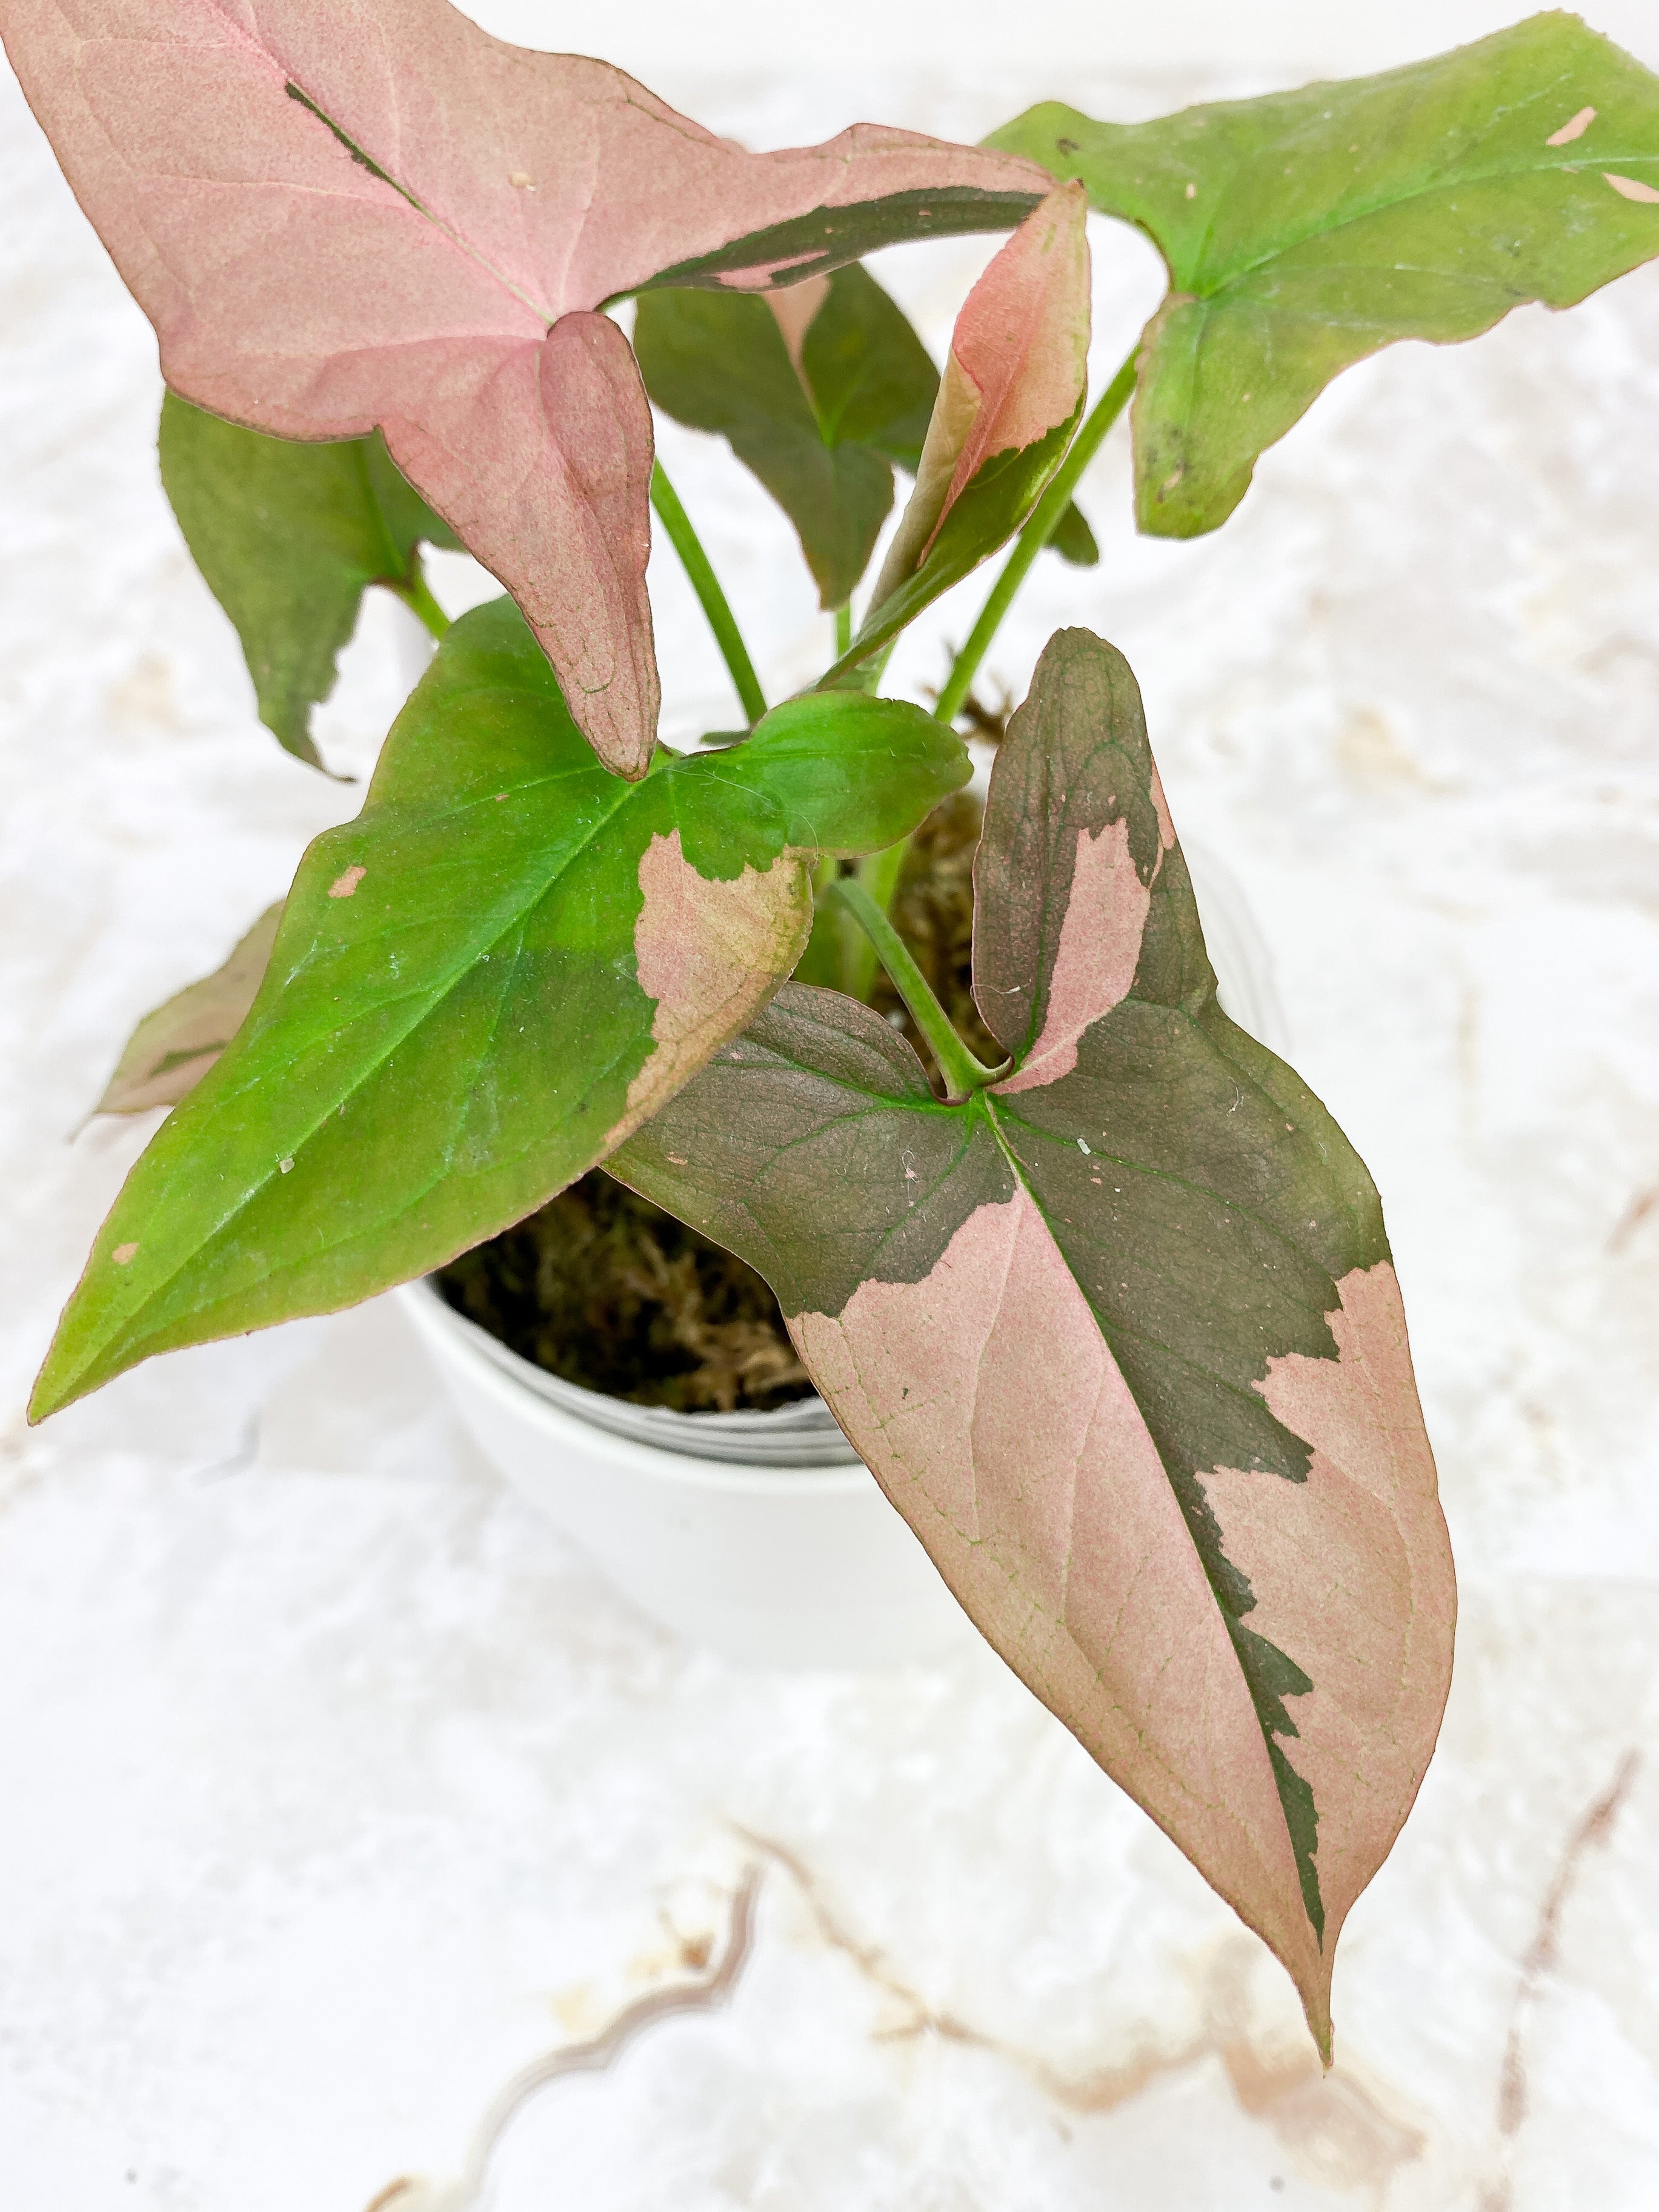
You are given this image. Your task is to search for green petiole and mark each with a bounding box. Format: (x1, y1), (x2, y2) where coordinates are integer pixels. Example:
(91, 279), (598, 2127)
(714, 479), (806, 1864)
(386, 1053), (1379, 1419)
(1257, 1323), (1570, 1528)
(830, 877), (1006, 1099)
(650, 461), (768, 727)
(933, 344), (1138, 729)
(391, 558), (451, 642)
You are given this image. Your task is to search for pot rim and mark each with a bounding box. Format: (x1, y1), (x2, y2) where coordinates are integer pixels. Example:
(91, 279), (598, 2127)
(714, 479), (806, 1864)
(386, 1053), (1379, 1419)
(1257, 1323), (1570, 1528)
(394, 1278), (874, 1496)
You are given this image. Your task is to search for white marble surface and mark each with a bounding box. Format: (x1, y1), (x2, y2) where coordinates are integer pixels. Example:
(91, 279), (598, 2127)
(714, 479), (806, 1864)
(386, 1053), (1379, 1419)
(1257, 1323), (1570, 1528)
(5, 45), (1659, 2212)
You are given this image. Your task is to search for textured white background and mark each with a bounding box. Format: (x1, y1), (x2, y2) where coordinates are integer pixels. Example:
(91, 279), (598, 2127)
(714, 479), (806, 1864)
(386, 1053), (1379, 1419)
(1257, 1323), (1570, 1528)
(5, 16), (1659, 2210)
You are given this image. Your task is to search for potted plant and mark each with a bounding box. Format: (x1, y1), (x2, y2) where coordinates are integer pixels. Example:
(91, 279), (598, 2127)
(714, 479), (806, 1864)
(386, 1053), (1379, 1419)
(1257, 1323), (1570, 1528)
(8, 0), (1659, 2062)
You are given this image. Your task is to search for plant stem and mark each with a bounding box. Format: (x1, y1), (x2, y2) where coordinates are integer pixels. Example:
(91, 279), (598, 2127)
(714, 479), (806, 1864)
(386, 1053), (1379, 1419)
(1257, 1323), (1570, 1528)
(393, 559), (451, 640)
(831, 877), (1006, 1099)
(842, 837), (909, 1001)
(934, 344), (1138, 728)
(651, 462), (768, 727)
(834, 602), (853, 657)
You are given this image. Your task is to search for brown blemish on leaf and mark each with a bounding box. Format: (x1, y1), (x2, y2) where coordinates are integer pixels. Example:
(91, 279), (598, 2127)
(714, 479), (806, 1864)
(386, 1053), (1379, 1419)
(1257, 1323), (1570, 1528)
(1483, 1752), (1638, 2212)
(1546, 106), (1595, 145)
(1604, 173), (1659, 203)
(328, 865), (366, 898)
(790, 1188), (1320, 2035)
(112, 1243), (139, 1266)
(604, 832), (811, 1147)
(996, 818), (1151, 1092)
(1199, 1264), (1456, 2012)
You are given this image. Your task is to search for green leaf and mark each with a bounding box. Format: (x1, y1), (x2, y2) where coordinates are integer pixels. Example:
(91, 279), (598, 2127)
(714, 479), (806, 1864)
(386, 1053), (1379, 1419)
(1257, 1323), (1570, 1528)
(92, 903), (284, 1117)
(1045, 496), (1098, 566)
(158, 394), (460, 768)
(614, 627), (1455, 2058)
(636, 264), (1093, 609)
(988, 12), (1659, 536)
(636, 266), (928, 611)
(31, 599), (969, 1418)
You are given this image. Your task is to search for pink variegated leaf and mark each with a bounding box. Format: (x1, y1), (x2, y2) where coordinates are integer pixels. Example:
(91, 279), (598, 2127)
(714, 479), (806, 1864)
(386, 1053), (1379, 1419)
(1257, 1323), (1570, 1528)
(825, 181), (1091, 681)
(1, 0), (1047, 776)
(615, 628), (1456, 2055)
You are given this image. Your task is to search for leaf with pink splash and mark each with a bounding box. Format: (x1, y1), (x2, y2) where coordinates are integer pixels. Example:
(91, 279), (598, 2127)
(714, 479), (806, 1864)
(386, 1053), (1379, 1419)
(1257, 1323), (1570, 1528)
(0, 0), (1046, 774)
(614, 628), (1457, 2055)
(31, 600), (969, 1420)
(825, 181), (1091, 681)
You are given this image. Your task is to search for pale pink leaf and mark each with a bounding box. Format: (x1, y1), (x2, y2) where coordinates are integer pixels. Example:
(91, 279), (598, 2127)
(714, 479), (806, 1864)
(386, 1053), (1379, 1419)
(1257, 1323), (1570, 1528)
(1, 0), (1046, 775)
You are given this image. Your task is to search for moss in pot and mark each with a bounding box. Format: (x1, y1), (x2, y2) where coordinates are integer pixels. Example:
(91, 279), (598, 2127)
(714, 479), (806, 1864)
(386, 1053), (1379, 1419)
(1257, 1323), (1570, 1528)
(25, 1), (1659, 2054)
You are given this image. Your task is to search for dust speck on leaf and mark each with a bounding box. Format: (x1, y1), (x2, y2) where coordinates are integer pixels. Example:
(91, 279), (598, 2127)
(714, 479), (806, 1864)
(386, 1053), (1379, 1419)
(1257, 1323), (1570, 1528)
(328, 865), (366, 898)
(1604, 173), (1659, 204)
(1184, 182), (1197, 199)
(279, 1157), (294, 1174)
(112, 1242), (139, 1265)
(1546, 107), (1595, 146)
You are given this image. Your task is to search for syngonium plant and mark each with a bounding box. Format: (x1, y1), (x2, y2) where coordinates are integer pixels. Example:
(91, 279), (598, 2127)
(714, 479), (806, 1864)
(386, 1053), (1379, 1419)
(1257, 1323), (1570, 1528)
(10, 0), (1659, 2056)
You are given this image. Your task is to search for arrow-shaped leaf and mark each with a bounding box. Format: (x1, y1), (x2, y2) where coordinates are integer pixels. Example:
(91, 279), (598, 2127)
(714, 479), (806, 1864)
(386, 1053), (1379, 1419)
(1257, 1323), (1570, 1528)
(825, 182), (1091, 680)
(636, 266), (933, 614)
(614, 627), (1455, 2053)
(989, 12), (1659, 536)
(31, 599), (969, 1418)
(2, 0), (1045, 774)
(159, 396), (460, 768)
(636, 262), (1095, 613)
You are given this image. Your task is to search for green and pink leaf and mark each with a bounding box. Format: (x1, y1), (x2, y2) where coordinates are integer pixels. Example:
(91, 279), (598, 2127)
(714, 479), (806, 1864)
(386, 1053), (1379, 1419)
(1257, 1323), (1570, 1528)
(30, 599), (969, 1418)
(615, 628), (1456, 2050)
(826, 181), (1091, 677)
(988, 13), (1659, 537)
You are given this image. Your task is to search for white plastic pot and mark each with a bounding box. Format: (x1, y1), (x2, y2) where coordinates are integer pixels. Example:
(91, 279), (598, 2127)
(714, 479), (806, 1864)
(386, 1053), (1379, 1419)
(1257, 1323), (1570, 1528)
(397, 840), (1283, 1672)
(396, 1277), (974, 1668)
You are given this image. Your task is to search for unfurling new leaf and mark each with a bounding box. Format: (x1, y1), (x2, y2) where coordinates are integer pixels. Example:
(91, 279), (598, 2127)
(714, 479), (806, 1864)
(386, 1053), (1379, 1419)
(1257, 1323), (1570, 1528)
(0, 0), (1046, 774)
(159, 397), (459, 768)
(825, 182), (1091, 681)
(614, 628), (1457, 2053)
(989, 12), (1659, 536)
(31, 601), (969, 1418)
(635, 264), (1095, 613)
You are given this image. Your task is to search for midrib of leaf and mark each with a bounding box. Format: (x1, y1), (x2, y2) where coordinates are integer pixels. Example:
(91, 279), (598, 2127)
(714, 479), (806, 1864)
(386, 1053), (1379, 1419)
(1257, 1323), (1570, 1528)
(279, 74), (555, 324)
(1180, 145), (1659, 301)
(978, 1089), (1325, 1936)
(113, 766), (646, 1324)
